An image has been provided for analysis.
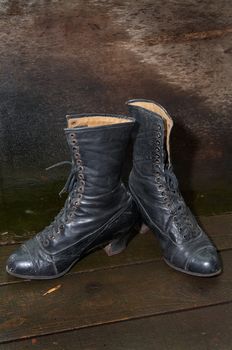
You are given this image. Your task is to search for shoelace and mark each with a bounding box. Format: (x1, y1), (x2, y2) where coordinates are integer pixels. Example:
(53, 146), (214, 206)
(40, 161), (81, 244)
(165, 166), (199, 240)
(46, 161), (78, 196)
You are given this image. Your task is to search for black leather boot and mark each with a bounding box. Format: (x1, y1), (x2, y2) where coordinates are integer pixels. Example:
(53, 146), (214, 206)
(127, 99), (222, 277)
(6, 114), (138, 279)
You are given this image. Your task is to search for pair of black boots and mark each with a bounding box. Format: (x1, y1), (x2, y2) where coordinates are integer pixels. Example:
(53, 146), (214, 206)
(6, 99), (221, 279)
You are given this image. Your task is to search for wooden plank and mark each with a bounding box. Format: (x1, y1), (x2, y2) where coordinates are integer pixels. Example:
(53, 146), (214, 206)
(0, 249), (231, 343)
(199, 214), (232, 250)
(3, 302), (232, 350)
(1, 214), (232, 285)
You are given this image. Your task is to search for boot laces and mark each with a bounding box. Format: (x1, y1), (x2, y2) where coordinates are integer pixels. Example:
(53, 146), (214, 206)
(39, 160), (85, 245)
(165, 166), (200, 241)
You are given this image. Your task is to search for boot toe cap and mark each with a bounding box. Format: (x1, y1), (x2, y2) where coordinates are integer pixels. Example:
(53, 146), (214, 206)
(6, 245), (36, 278)
(187, 247), (222, 276)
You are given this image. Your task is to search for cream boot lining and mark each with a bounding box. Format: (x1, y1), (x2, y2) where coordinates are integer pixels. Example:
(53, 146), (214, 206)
(67, 116), (130, 128)
(128, 101), (173, 163)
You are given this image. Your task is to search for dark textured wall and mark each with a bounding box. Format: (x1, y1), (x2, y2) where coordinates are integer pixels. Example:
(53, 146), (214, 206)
(0, 0), (232, 231)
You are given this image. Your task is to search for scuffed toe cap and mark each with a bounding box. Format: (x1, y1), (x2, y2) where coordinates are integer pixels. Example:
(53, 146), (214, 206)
(6, 245), (36, 278)
(187, 246), (222, 276)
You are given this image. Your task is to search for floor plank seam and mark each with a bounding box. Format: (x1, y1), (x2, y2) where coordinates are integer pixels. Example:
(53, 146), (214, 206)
(1, 299), (232, 345)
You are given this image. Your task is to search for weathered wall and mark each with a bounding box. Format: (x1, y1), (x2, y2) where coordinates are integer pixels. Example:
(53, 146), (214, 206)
(0, 0), (231, 237)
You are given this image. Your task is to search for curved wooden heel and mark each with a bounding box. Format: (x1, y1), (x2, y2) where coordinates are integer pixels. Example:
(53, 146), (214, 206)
(139, 223), (150, 234)
(104, 229), (137, 256)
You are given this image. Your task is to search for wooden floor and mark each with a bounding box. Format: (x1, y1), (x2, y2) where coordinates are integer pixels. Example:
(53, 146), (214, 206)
(0, 214), (231, 349)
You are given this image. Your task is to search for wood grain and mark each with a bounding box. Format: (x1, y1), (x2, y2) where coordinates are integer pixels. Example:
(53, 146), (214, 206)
(0, 249), (231, 343)
(3, 302), (232, 350)
(0, 0), (231, 196)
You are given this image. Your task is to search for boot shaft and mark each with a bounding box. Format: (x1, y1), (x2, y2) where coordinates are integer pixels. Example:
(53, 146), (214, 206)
(65, 114), (135, 195)
(127, 99), (173, 174)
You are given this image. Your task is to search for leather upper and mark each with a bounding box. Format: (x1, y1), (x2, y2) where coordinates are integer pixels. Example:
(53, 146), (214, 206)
(6, 114), (137, 278)
(127, 99), (221, 276)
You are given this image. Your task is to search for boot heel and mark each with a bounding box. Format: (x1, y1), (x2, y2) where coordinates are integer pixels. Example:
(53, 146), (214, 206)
(104, 228), (137, 256)
(139, 223), (150, 234)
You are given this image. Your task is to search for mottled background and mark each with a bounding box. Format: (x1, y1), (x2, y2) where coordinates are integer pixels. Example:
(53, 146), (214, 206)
(0, 0), (231, 240)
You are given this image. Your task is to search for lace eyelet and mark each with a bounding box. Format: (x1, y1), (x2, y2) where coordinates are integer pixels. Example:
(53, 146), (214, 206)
(48, 233), (53, 240)
(59, 224), (64, 230)
(80, 180), (85, 186)
(77, 193), (83, 199)
(78, 165), (84, 171)
(43, 239), (49, 247)
(72, 146), (79, 151)
(75, 152), (81, 159)
(77, 159), (82, 165)
(70, 133), (75, 138)
(156, 140), (160, 145)
(78, 173), (84, 180)
(78, 186), (84, 193)
(71, 139), (77, 145)
(157, 132), (161, 138)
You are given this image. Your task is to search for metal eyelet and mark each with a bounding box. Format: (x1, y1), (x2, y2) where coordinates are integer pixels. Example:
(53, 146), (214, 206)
(73, 146), (79, 151)
(78, 165), (84, 171)
(157, 132), (161, 138)
(59, 224), (64, 230)
(156, 140), (160, 145)
(48, 232), (53, 240)
(70, 133), (75, 138)
(77, 159), (82, 165)
(80, 180), (85, 186)
(78, 173), (84, 180)
(77, 193), (83, 199)
(74, 200), (81, 206)
(43, 239), (49, 247)
(75, 152), (81, 159)
(71, 139), (77, 145)
(158, 125), (161, 130)
(78, 186), (84, 193)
